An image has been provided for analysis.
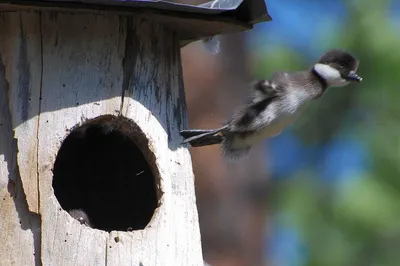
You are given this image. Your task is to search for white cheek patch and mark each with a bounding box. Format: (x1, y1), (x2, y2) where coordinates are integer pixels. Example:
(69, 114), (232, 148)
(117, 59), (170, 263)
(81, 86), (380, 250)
(313, 63), (349, 87)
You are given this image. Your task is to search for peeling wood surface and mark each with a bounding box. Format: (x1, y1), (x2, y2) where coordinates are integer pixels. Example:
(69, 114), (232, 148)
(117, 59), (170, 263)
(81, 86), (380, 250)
(38, 12), (120, 266)
(0, 10), (202, 266)
(0, 43), (41, 266)
(0, 11), (42, 214)
(118, 19), (202, 266)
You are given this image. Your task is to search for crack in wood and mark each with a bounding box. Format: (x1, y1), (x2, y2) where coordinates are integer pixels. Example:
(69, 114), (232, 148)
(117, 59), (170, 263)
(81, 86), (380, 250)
(120, 17), (137, 113)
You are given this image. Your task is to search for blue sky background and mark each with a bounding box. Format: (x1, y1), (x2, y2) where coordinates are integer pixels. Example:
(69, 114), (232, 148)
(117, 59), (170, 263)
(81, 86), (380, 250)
(248, 0), (346, 56)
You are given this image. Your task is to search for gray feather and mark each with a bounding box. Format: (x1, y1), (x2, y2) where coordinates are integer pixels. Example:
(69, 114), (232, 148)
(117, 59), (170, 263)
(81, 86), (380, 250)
(68, 209), (93, 228)
(181, 70), (327, 161)
(179, 49), (361, 162)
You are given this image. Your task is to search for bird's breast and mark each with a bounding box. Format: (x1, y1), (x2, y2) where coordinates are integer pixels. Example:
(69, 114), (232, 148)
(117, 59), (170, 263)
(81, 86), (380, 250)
(229, 89), (312, 150)
(283, 89), (312, 113)
(232, 114), (297, 149)
(251, 114), (296, 140)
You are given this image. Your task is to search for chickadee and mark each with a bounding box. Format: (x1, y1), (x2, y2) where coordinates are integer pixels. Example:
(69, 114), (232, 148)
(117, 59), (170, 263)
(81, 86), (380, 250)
(68, 209), (93, 228)
(180, 49), (362, 162)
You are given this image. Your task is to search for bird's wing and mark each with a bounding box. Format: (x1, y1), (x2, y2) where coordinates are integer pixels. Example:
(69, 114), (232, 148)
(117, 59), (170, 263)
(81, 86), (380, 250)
(229, 77), (286, 132)
(249, 72), (289, 100)
(250, 80), (280, 102)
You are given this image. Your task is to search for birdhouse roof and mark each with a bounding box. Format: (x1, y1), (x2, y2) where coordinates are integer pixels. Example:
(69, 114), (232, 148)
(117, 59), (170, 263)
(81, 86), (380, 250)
(0, 0), (271, 43)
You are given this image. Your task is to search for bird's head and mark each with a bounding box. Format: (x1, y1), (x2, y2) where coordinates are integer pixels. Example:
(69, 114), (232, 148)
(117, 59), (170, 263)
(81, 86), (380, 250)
(313, 49), (362, 87)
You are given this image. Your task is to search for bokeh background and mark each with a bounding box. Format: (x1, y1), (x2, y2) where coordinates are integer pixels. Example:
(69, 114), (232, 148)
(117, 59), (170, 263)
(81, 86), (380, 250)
(181, 0), (400, 265)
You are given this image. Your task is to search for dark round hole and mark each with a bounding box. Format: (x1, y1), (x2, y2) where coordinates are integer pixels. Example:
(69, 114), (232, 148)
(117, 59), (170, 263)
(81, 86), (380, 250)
(52, 115), (160, 232)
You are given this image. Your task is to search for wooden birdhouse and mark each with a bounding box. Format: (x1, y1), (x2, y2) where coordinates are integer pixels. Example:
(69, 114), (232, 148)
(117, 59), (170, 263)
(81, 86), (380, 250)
(0, 1), (270, 265)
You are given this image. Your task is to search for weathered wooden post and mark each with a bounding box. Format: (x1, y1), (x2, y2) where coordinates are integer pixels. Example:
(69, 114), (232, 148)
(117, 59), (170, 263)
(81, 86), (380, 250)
(0, 1), (270, 265)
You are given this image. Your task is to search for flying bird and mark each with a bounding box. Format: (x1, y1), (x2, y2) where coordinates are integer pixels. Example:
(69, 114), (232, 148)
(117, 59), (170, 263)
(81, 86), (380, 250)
(180, 49), (362, 162)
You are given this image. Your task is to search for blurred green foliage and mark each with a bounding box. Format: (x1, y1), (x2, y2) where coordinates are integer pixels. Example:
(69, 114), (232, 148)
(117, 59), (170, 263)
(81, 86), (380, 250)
(252, 0), (400, 265)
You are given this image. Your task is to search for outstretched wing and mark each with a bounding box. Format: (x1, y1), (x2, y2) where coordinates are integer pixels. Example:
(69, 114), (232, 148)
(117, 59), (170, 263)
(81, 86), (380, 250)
(250, 80), (279, 102)
(250, 72), (290, 100)
(229, 76), (287, 132)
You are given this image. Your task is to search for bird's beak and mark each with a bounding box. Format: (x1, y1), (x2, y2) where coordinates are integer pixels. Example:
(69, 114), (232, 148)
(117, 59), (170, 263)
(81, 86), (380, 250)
(345, 71), (362, 82)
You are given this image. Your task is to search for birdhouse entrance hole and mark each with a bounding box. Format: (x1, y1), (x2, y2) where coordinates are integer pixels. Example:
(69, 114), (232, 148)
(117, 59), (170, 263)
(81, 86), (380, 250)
(52, 115), (160, 232)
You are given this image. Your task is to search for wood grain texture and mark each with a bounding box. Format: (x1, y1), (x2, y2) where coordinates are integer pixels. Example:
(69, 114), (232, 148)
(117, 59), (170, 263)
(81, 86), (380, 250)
(118, 19), (202, 266)
(38, 12), (121, 266)
(0, 40), (41, 266)
(0, 10), (202, 266)
(0, 11), (42, 214)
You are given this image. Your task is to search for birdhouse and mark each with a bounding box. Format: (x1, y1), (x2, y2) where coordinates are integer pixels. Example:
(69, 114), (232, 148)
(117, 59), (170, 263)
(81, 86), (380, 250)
(0, 1), (270, 265)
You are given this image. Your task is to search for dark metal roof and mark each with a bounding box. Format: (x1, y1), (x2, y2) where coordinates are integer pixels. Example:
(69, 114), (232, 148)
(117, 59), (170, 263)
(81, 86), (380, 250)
(0, 0), (271, 42)
(1, 0), (270, 23)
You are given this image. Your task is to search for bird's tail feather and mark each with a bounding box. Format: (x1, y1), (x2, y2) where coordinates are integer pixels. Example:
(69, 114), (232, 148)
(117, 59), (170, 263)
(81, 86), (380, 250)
(180, 126), (252, 162)
(180, 126), (227, 147)
(221, 138), (251, 162)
